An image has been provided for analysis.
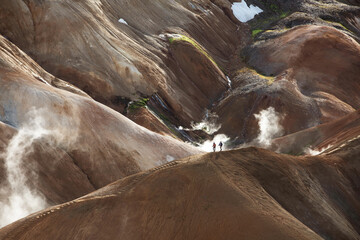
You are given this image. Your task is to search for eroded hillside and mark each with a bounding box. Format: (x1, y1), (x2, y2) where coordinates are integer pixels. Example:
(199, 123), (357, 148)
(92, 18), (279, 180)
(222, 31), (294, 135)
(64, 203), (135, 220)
(1, 146), (359, 240)
(0, 0), (359, 238)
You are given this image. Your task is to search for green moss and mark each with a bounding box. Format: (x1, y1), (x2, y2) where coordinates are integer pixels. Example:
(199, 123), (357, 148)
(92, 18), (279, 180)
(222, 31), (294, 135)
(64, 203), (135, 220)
(158, 112), (170, 122)
(168, 34), (219, 68)
(279, 12), (288, 18)
(250, 11), (289, 31)
(147, 107), (186, 140)
(252, 29), (263, 37)
(128, 98), (149, 111)
(270, 3), (279, 12)
(286, 150), (304, 156)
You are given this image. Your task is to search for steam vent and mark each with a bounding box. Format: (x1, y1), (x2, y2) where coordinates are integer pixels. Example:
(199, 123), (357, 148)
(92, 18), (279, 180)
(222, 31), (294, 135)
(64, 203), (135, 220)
(0, 0), (360, 239)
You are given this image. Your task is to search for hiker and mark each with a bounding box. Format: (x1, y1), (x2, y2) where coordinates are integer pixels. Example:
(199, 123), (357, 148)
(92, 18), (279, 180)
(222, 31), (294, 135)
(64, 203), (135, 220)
(219, 141), (223, 151)
(212, 142), (216, 152)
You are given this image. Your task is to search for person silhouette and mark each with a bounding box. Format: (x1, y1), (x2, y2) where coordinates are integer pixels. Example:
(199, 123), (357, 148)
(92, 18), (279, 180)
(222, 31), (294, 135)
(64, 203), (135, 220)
(212, 142), (216, 152)
(219, 141), (223, 151)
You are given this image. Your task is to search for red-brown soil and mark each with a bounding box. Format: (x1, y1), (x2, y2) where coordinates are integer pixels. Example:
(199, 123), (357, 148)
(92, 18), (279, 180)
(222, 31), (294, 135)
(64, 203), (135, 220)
(0, 0), (359, 238)
(215, 25), (360, 142)
(1, 146), (359, 240)
(272, 109), (360, 155)
(0, 35), (201, 204)
(0, 0), (243, 124)
(127, 107), (175, 137)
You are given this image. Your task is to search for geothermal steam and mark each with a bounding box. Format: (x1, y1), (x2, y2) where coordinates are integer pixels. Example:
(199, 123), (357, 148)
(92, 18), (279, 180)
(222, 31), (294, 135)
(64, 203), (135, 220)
(181, 110), (221, 135)
(305, 145), (333, 156)
(254, 107), (284, 148)
(198, 134), (230, 152)
(178, 110), (231, 152)
(0, 107), (78, 227)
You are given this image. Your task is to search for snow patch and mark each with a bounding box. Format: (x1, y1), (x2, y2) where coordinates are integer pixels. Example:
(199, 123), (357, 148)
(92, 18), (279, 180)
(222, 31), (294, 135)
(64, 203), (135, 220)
(118, 18), (128, 25)
(231, 1), (263, 22)
(166, 155), (175, 162)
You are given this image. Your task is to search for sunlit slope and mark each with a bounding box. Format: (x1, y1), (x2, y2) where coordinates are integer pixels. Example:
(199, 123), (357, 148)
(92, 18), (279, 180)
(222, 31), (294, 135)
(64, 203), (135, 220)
(1, 146), (359, 240)
(0, 34), (201, 226)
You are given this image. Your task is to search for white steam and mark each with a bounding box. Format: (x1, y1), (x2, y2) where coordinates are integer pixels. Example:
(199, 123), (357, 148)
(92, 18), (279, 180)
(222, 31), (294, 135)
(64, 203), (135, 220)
(0, 107), (78, 227)
(226, 76), (232, 88)
(180, 110), (221, 135)
(254, 107), (284, 148)
(176, 110), (231, 152)
(198, 134), (230, 152)
(190, 121), (221, 135)
(305, 145), (333, 156)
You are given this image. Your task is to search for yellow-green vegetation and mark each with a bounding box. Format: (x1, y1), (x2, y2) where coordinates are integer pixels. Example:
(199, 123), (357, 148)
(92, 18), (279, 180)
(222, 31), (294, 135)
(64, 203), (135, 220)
(252, 29), (263, 37)
(270, 3), (280, 12)
(264, 28), (290, 34)
(238, 68), (275, 85)
(279, 12), (288, 18)
(252, 11), (289, 27)
(250, 11), (290, 38)
(323, 20), (351, 32)
(128, 98), (149, 111)
(168, 34), (218, 67)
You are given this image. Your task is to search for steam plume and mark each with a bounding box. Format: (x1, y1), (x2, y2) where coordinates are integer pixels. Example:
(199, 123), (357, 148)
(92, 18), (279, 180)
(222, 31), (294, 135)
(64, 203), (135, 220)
(0, 107), (79, 227)
(198, 134), (230, 152)
(305, 145), (333, 156)
(180, 110), (221, 135)
(254, 107), (284, 148)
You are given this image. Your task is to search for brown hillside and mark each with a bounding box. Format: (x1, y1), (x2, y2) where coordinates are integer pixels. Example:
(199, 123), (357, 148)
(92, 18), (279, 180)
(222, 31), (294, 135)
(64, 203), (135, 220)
(1, 146), (359, 240)
(0, 35), (201, 205)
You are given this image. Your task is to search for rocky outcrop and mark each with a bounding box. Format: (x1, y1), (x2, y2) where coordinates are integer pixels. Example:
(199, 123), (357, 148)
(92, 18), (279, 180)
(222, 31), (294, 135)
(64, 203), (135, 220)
(1, 147), (359, 240)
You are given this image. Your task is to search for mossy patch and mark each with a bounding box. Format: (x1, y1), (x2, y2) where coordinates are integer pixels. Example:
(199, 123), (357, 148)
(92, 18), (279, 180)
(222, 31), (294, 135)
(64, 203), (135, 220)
(252, 29), (263, 37)
(270, 3), (280, 12)
(168, 34), (218, 68)
(128, 98), (149, 111)
(250, 11), (290, 37)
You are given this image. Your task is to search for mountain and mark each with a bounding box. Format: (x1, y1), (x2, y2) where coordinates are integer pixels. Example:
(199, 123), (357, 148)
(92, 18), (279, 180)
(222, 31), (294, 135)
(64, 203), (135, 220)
(0, 0), (359, 238)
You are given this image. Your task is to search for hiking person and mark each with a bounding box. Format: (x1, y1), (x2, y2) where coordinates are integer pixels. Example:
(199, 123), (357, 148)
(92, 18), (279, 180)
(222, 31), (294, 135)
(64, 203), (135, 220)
(212, 142), (216, 152)
(219, 141), (223, 151)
